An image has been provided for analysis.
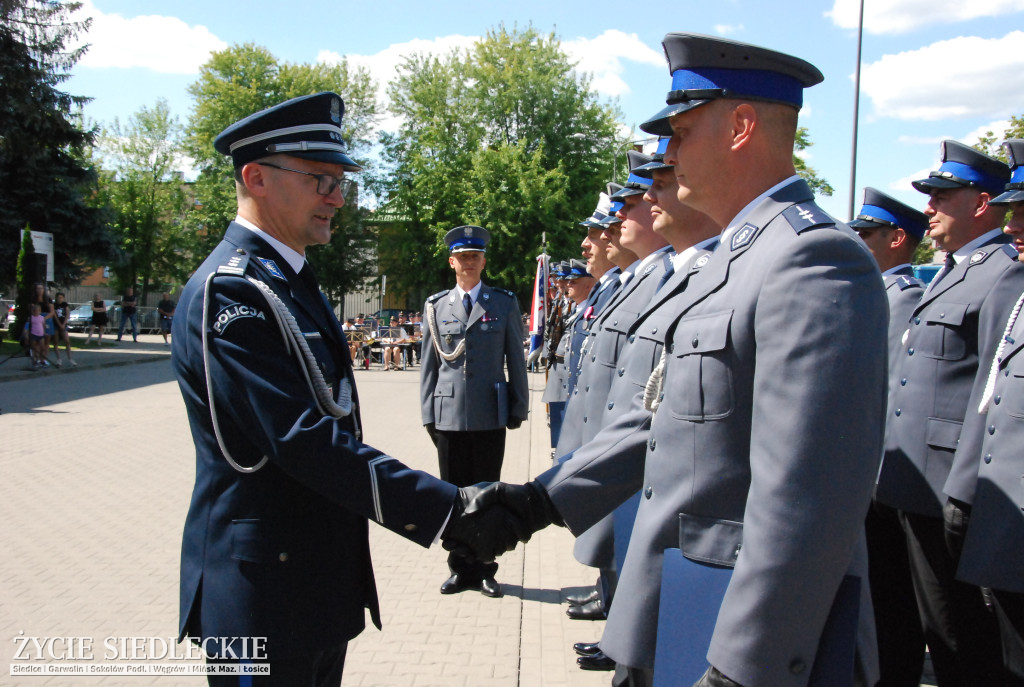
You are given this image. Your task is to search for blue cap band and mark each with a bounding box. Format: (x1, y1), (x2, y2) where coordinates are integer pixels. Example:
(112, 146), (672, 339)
(609, 200), (624, 213)
(654, 137), (670, 158)
(859, 204), (900, 227)
(625, 172), (651, 188)
(670, 66), (804, 108)
(1010, 166), (1024, 186)
(449, 237), (486, 251)
(935, 160), (1006, 192)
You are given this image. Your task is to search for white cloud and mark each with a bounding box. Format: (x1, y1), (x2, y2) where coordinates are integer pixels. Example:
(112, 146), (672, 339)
(888, 167), (932, 193)
(562, 30), (665, 97)
(826, 0), (1024, 35)
(72, 1), (226, 73)
(963, 119), (1013, 145)
(897, 135), (952, 146)
(861, 32), (1024, 121)
(713, 24), (745, 36)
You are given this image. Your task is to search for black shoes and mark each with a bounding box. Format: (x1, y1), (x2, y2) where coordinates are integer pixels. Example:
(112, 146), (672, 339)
(440, 574), (502, 598)
(565, 588), (600, 606)
(577, 651), (615, 671)
(573, 642), (601, 656)
(566, 598), (606, 620)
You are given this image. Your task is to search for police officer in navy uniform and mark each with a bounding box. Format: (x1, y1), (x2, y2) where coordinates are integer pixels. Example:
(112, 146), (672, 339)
(468, 34), (890, 687)
(954, 139), (1024, 683)
(850, 187), (930, 687)
(420, 225), (530, 598)
(875, 140), (1024, 686)
(172, 92), (518, 686)
(542, 261), (593, 450)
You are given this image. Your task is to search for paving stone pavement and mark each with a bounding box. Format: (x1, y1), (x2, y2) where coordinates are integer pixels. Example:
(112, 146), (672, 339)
(0, 347), (611, 687)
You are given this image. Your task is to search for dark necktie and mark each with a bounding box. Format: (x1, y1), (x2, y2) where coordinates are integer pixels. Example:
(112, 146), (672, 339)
(656, 261), (676, 292)
(299, 263), (320, 297)
(463, 293), (473, 316)
(928, 252), (957, 292)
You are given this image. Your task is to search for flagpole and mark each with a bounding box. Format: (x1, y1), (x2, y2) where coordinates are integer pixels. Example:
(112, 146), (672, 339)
(848, 0), (865, 220)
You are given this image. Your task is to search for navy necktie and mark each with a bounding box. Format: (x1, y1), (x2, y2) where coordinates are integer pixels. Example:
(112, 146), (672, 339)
(463, 293), (473, 316)
(928, 252), (957, 292)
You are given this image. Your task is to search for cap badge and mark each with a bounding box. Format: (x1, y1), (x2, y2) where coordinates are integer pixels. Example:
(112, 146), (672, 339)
(330, 97), (341, 124)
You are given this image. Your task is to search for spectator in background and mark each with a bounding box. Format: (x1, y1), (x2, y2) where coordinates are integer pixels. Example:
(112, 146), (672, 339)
(158, 292), (176, 345)
(85, 293), (108, 346)
(52, 292), (76, 368)
(31, 282), (55, 363)
(117, 286), (138, 343)
(28, 303), (47, 368)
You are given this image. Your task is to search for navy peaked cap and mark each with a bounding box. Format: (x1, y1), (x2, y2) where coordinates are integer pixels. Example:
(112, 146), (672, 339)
(635, 137), (673, 177)
(911, 140), (1010, 195)
(565, 259), (591, 279)
(992, 139), (1024, 205)
(445, 225), (490, 253)
(215, 92), (361, 171)
(641, 33), (823, 136)
(610, 151), (653, 199)
(849, 187), (929, 240)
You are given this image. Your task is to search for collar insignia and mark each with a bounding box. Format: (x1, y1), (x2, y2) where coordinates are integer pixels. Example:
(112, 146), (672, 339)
(256, 257), (286, 281)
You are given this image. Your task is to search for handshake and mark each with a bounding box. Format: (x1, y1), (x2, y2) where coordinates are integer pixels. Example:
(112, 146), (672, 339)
(440, 481), (564, 562)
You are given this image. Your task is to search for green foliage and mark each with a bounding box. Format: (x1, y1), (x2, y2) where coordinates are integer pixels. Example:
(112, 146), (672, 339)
(912, 239), (936, 265)
(10, 225), (35, 341)
(0, 0), (113, 286)
(98, 98), (191, 299)
(184, 44), (380, 296)
(973, 115), (1024, 161)
(376, 24), (621, 305)
(794, 126), (833, 197)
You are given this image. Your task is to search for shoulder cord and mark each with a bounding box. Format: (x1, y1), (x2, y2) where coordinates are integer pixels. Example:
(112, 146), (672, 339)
(425, 299), (466, 362)
(979, 289), (1024, 413)
(201, 272), (353, 474)
(643, 348), (667, 414)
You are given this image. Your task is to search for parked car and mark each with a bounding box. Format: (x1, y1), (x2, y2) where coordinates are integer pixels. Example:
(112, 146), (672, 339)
(66, 300), (118, 332)
(913, 264), (942, 284)
(0, 301), (12, 328)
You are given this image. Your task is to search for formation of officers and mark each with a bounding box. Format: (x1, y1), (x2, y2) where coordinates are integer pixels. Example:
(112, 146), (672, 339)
(166, 26), (1024, 687)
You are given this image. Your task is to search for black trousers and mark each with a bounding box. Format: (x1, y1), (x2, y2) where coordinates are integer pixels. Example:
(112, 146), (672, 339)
(431, 427), (506, 581)
(900, 510), (1003, 686)
(866, 500), (925, 687)
(992, 589), (1024, 686)
(207, 642), (347, 687)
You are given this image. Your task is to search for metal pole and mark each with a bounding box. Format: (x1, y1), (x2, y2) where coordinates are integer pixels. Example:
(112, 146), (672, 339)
(848, 0), (865, 220)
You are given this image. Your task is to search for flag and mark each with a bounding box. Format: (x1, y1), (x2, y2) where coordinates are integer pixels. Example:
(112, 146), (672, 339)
(528, 253), (549, 355)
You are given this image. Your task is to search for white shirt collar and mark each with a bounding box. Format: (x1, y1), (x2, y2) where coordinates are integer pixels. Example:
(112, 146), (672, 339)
(455, 281), (482, 304)
(672, 235), (720, 270)
(234, 215), (307, 274)
(721, 175), (801, 243)
(950, 228), (1005, 263)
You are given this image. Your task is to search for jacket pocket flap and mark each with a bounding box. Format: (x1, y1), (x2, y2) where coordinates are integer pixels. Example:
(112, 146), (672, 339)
(672, 310), (733, 356)
(434, 381), (454, 397)
(230, 520), (273, 563)
(678, 512), (743, 567)
(604, 309), (639, 334)
(925, 416), (963, 450)
(923, 303), (968, 327)
(439, 322), (463, 335)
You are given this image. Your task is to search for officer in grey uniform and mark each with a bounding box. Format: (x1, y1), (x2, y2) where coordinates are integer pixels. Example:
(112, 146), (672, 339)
(875, 140), (1023, 686)
(954, 139), (1024, 682)
(172, 93), (517, 686)
(420, 225), (530, 599)
(541, 261), (575, 448)
(471, 34), (890, 687)
(850, 187), (929, 687)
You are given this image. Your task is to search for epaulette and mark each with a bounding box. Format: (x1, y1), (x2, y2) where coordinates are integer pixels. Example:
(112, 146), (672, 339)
(1002, 243), (1019, 261)
(493, 288), (516, 298)
(782, 203), (834, 234)
(896, 275), (924, 291)
(427, 290), (450, 304)
(215, 247), (251, 276)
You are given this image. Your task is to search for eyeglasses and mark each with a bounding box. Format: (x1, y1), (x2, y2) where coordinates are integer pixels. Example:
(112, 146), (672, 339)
(257, 162), (354, 197)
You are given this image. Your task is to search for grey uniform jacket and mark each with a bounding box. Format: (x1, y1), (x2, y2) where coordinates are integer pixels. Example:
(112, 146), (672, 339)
(957, 292), (1024, 593)
(876, 234), (1024, 516)
(420, 282), (529, 431)
(883, 267), (924, 376)
(555, 271), (623, 458)
(542, 304), (575, 404)
(538, 180), (888, 685)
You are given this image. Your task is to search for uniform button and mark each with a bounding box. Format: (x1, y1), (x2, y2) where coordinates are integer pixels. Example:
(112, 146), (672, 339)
(649, 439), (656, 451)
(908, 347), (915, 356)
(618, 368), (625, 377)
(789, 659), (806, 675)
(659, 392), (664, 402)
(734, 544), (742, 558)
(994, 395), (1001, 405)
(894, 408), (901, 417)
(914, 316), (921, 325)
(404, 524), (417, 532)
(608, 402), (614, 410)
(984, 454), (992, 464)
(591, 355), (596, 362)
(939, 312), (945, 318)
(989, 425), (996, 435)
(668, 344), (674, 353)
(652, 327), (658, 334)
(586, 385), (590, 392)
(900, 378), (907, 386)
(583, 416), (588, 423)
(691, 337), (699, 348)
(1006, 369), (1011, 377)
(613, 319), (618, 326)
(644, 486), (653, 499)
(278, 553), (289, 562)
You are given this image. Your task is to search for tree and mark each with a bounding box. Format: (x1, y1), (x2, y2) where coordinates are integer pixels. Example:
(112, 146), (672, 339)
(0, 0), (112, 286)
(376, 25), (621, 305)
(794, 126), (833, 197)
(974, 115), (1024, 161)
(9, 225), (35, 342)
(97, 99), (190, 298)
(184, 43), (380, 299)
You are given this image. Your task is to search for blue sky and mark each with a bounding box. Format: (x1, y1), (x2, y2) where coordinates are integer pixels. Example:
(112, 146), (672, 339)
(66, 0), (1024, 223)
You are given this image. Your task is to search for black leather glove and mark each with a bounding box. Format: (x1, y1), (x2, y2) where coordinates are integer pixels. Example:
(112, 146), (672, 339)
(441, 483), (530, 563)
(943, 496), (971, 559)
(491, 480), (564, 543)
(694, 666), (744, 687)
(507, 418), (523, 430)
